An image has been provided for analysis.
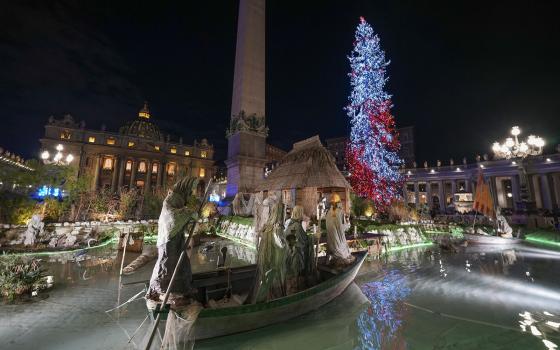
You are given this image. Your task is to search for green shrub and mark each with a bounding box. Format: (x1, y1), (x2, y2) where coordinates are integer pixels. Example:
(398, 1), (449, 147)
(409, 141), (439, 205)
(0, 191), (37, 225)
(0, 255), (47, 301)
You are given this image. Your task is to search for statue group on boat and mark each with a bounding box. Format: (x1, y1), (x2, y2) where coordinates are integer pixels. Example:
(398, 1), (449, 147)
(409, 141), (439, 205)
(146, 177), (356, 307)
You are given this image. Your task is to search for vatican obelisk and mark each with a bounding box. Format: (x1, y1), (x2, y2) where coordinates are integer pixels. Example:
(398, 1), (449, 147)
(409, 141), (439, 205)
(226, 0), (268, 196)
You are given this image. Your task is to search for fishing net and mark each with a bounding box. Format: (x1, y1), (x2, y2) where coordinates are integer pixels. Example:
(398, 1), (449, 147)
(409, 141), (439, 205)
(138, 304), (202, 350)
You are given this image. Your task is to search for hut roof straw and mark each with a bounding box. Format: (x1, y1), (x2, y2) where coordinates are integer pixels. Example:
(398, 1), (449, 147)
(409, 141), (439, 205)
(256, 135), (350, 191)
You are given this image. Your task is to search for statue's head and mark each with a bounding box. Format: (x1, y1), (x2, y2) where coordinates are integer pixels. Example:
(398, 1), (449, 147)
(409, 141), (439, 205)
(169, 177), (199, 206)
(291, 205), (304, 221)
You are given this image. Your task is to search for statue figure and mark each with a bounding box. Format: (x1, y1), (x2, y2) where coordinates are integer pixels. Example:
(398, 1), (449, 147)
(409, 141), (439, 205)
(413, 161), (417, 168)
(424, 161), (428, 168)
(317, 195), (327, 220)
(437, 160), (442, 167)
(146, 177), (199, 306)
(284, 206), (316, 293)
(232, 193), (255, 216)
(463, 157), (467, 165)
(24, 214), (44, 246)
(476, 154), (481, 162)
(450, 158), (454, 166)
(252, 197), (287, 303)
(325, 194), (355, 266)
(496, 208), (513, 238)
(483, 153), (489, 161)
(252, 191), (265, 247)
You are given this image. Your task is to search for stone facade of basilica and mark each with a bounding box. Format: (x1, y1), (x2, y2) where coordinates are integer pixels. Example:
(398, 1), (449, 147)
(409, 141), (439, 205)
(39, 102), (215, 194)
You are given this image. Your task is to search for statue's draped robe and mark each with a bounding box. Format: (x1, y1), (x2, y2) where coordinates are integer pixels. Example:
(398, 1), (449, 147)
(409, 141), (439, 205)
(284, 219), (315, 292)
(252, 199), (287, 303)
(147, 179), (197, 298)
(325, 205), (353, 264)
(252, 191), (265, 248)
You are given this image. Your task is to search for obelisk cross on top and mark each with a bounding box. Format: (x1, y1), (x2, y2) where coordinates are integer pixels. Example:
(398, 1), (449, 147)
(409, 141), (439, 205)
(226, 0), (268, 197)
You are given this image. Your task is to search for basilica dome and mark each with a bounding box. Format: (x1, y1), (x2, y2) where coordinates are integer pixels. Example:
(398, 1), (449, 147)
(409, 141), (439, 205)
(119, 102), (163, 141)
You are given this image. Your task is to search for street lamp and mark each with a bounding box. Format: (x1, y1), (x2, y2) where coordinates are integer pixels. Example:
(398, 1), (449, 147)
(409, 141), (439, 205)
(492, 126), (544, 159)
(492, 126), (544, 213)
(40, 144), (74, 165)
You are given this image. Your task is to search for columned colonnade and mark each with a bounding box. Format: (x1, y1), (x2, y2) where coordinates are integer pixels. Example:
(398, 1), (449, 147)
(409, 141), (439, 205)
(403, 154), (560, 212)
(90, 153), (209, 194)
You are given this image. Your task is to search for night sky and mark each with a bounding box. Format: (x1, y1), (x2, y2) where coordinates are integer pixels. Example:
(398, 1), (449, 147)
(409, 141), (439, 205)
(1, 0), (559, 165)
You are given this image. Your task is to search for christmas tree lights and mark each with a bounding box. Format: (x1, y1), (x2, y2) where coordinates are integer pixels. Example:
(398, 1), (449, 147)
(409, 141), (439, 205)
(346, 17), (402, 210)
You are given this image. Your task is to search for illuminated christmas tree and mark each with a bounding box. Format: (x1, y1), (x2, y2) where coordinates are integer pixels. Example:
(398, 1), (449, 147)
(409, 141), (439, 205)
(346, 17), (402, 210)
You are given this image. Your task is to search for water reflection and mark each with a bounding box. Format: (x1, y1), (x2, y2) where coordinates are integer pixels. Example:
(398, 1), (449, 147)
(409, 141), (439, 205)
(357, 270), (411, 349)
(3, 240), (560, 350)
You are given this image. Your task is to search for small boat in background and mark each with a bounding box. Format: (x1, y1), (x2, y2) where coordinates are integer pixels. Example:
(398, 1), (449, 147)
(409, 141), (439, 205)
(464, 233), (522, 245)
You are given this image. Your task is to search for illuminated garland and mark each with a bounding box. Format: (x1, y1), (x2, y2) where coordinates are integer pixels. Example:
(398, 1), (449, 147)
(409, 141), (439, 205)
(346, 17), (403, 210)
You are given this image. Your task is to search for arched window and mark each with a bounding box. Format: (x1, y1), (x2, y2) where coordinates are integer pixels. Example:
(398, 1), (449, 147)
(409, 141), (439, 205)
(170, 147), (177, 154)
(102, 157), (113, 170)
(138, 161), (147, 173)
(199, 168), (205, 178)
(152, 163), (159, 174)
(125, 160), (132, 172)
(167, 163), (176, 176)
(60, 130), (71, 140)
(200, 150), (207, 158)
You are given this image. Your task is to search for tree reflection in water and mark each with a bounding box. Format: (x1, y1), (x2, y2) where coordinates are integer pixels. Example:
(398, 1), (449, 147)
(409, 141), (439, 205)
(357, 270), (410, 349)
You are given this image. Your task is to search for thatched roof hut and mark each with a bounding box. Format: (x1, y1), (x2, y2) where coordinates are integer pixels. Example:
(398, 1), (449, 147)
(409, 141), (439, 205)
(256, 136), (351, 218)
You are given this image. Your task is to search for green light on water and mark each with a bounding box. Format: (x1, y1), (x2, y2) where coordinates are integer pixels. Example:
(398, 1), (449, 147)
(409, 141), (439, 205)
(525, 236), (560, 248)
(216, 232), (256, 250)
(387, 242), (433, 252)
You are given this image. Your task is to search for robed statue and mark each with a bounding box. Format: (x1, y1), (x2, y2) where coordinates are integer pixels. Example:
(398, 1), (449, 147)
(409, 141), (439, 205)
(325, 194), (355, 266)
(146, 177), (199, 306)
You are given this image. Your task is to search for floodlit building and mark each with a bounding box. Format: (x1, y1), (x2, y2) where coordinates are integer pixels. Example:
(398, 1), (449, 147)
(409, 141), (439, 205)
(39, 102), (215, 194)
(401, 154), (560, 217)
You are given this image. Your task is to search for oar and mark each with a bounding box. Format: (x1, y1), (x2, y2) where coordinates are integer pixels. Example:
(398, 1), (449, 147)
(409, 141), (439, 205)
(143, 179), (213, 350)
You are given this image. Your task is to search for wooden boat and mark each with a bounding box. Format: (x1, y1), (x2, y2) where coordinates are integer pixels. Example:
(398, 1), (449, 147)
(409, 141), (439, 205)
(464, 233), (522, 245)
(178, 251), (367, 340)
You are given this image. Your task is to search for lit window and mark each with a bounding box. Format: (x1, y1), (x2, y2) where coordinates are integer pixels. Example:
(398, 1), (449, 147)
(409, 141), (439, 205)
(106, 137), (116, 145)
(102, 158), (113, 170)
(128, 141), (135, 147)
(88, 136), (96, 143)
(167, 163), (176, 176)
(199, 168), (205, 178)
(60, 130), (71, 140)
(138, 161), (147, 173)
(184, 150), (190, 156)
(154, 145), (160, 151)
(201, 151), (207, 158)
(136, 180), (145, 187)
(170, 147), (177, 154)
(152, 163), (159, 173)
(125, 160), (132, 171)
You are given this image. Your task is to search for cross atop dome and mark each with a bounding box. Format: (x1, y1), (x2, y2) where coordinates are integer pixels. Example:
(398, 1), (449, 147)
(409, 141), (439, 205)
(138, 101), (151, 119)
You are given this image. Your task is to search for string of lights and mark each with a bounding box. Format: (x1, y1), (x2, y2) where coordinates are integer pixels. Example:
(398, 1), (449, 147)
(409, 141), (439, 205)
(346, 17), (403, 210)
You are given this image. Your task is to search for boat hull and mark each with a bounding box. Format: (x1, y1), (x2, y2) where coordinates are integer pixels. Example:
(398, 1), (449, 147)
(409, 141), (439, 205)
(191, 251), (367, 340)
(464, 233), (522, 245)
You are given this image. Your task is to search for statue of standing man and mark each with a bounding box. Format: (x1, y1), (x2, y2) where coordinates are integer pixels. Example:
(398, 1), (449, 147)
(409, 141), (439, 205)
(325, 194), (355, 267)
(146, 177), (199, 307)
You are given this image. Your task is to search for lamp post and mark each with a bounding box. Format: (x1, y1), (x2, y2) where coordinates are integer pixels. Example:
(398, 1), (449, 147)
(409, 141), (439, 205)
(492, 126), (544, 159)
(492, 126), (544, 212)
(40, 144), (74, 165)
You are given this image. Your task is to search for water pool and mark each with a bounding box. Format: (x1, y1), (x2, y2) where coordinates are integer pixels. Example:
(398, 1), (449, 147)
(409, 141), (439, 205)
(1, 241), (559, 350)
